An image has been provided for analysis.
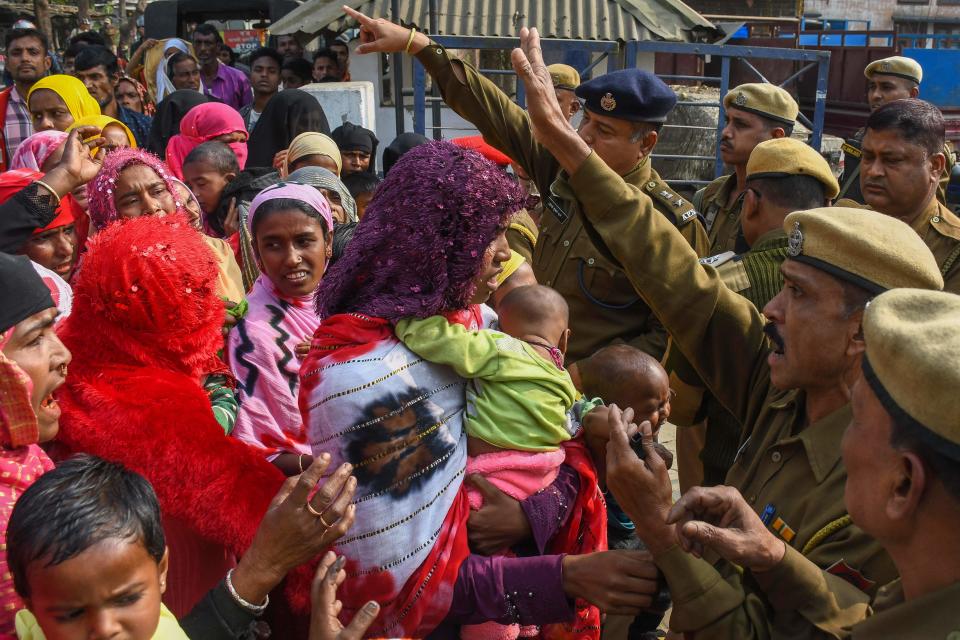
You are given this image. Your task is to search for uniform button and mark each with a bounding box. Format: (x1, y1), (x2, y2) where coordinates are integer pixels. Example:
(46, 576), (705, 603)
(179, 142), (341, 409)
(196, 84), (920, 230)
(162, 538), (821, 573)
(436, 48), (443, 54)
(546, 280), (552, 286)
(933, 215), (941, 223)
(771, 451), (782, 463)
(587, 258), (595, 265)
(749, 495), (757, 504)
(563, 240), (570, 247)
(729, 213), (737, 219)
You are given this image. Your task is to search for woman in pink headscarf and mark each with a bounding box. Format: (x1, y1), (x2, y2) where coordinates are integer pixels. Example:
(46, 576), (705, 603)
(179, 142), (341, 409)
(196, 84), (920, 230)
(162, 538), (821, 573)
(165, 102), (248, 179)
(9, 130), (69, 171)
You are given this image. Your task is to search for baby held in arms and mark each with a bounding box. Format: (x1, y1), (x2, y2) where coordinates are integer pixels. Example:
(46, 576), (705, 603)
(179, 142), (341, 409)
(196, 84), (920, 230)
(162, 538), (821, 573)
(396, 284), (595, 639)
(396, 284), (588, 485)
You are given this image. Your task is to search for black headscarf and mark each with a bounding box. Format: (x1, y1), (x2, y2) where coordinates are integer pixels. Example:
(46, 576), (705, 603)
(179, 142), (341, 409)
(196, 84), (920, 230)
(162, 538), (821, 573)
(0, 253), (53, 335)
(331, 122), (379, 174)
(246, 90), (330, 169)
(146, 90), (210, 158)
(382, 132), (429, 176)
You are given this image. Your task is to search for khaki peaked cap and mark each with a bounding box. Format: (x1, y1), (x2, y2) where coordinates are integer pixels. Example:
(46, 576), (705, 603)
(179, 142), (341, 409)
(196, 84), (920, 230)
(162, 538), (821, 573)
(863, 288), (960, 457)
(864, 56), (922, 84)
(782, 207), (943, 293)
(723, 83), (798, 125)
(746, 137), (839, 199)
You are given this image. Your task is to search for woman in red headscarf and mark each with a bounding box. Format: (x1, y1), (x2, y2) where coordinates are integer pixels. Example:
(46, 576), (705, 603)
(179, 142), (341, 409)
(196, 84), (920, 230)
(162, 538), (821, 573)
(55, 215), (287, 617)
(0, 169), (82, 280)
(165, 102), (248, 179)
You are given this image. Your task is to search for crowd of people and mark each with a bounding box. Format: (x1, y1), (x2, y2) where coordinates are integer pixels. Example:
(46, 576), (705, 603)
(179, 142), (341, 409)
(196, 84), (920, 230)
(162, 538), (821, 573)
(0, 5), (958, 640)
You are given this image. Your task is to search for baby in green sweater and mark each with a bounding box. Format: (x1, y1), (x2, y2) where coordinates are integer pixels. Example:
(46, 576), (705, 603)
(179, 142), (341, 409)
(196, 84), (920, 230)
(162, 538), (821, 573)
(395, 284), (584, 459)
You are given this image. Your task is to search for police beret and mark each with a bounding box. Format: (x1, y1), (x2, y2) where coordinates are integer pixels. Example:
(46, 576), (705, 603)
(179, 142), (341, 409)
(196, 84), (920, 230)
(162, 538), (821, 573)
(783, 207), (943, 294)
(864, 56), (922, 84)
(862, 288), (960, 458)
(575, 69), (677, 123)
(547, 64), (580, 91)
(746, 138), (839, 199)
(723, 83), (798, 125)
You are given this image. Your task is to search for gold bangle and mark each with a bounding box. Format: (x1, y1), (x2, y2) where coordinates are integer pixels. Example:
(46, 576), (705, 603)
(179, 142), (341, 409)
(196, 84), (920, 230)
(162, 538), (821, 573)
(298, 454), (306, 474)
(34, 179), (61, 206)
(405, 27), (417, 54)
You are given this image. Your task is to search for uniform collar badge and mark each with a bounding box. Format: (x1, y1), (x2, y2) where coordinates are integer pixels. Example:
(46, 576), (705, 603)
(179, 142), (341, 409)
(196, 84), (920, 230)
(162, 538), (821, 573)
(600, 92), (617, 111)
(787, 221), (803, 256)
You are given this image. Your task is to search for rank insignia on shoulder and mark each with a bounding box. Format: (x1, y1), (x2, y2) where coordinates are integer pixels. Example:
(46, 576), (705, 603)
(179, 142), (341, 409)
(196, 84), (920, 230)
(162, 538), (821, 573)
(840, 142), (861, 158)
(680, 209), (698, 223)
(699, 250), (736, 267)
(826, 560), (877, 592)
(771, 516), (796, 543)
(674, 198), (685, 208)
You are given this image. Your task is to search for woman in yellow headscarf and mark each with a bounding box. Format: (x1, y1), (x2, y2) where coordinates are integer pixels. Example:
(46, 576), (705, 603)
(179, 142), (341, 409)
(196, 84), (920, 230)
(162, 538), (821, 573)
(68, 115), (137, 150)
(280, 131), (342, 177)
(26, 75), (100, 133)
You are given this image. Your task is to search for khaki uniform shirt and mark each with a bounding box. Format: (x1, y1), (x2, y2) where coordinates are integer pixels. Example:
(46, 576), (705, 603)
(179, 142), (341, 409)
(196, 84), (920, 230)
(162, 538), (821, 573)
(566, 151), (897, 639)
(671, 230), (791, 484)
(756, 545), (960, 639)
(506, 209), (539, 263)
(415, 43), (709, 362)
(836, 195), (960, 293)
(697, 173), (746, 255)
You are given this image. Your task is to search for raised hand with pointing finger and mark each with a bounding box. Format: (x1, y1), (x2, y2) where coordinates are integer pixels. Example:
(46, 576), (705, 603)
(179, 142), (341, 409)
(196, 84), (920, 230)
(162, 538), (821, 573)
(342, 5), (430, 55)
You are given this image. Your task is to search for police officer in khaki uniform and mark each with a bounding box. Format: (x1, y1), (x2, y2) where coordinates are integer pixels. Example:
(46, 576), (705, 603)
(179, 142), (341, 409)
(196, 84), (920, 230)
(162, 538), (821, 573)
(341, 8), (709, 367)
(658, 288), (960, 640)
(840, 98), (960, 292)
(508, 26), (944, 637)
(837, 55), (954, 204)
(672, 137), (840, 489)
(547, 63), (581, 122)
(694, 83), (799, 255)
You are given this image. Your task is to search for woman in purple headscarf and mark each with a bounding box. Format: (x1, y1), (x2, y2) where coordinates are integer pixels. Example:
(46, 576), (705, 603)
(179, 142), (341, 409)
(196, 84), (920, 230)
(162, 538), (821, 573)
(300, 141), (613, 638)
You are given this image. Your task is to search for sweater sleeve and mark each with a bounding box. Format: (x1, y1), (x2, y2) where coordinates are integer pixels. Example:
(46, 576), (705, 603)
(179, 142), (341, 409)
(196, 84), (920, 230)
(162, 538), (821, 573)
(395, 316), (504, 379)
(0, 184), (58, 253)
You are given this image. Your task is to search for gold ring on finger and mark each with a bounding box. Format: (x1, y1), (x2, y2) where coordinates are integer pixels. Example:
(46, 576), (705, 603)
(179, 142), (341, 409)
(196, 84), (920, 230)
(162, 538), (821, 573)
(319, 513), (336, 528)
(306, 501), (325, 518)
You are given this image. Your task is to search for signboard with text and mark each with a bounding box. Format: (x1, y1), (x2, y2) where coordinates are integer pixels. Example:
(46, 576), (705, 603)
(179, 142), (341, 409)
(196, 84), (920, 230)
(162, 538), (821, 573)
(223, 29), (265, 54)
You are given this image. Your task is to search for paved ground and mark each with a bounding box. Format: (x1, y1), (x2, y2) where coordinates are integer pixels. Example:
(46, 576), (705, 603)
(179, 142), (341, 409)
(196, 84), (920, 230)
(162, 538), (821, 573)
(659, 422), (682, 502)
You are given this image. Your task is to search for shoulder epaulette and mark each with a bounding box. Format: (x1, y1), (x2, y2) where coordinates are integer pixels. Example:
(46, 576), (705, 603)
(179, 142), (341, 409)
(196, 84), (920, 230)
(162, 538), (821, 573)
(644, 179), (701, 227)
(699, 250), (737, 268)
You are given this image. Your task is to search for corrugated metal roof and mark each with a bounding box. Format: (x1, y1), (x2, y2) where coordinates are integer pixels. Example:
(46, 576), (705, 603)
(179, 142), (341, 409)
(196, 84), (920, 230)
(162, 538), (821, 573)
(270, 0), (716, 43)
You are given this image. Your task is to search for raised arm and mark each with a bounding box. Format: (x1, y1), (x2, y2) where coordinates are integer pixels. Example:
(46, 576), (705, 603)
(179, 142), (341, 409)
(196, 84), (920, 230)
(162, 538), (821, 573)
(510, 28), (770, 423)
(344, 6), (558, 193)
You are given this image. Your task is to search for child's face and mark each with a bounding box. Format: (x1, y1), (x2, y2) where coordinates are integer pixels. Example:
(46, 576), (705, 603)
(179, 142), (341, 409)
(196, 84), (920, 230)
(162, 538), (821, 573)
(354, 190), (373, 219)
(182, 160), (233, 215)
(630, 368), (673, 435)
(25, 538), (168, 640)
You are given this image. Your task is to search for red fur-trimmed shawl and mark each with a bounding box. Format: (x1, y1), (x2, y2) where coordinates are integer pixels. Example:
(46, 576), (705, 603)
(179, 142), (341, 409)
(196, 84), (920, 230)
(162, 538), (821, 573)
(56, 363), (284, 559)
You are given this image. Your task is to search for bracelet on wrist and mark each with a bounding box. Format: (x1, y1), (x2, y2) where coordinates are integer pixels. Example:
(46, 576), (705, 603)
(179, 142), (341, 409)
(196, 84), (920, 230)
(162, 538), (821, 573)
(33, 179), (61, 206)
(405, 27), (417, 53)
(225, 568), (269, 615)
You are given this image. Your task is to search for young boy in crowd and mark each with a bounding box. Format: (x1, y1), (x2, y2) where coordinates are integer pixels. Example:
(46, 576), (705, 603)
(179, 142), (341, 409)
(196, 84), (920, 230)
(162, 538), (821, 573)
(7, 455), (187, 640)
(340, 172), (380, 219)
(180, 141), (240, 233)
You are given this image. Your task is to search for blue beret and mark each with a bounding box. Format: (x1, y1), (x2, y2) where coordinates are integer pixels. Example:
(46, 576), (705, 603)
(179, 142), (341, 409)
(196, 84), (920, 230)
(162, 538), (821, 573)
(575, 69), (677, 123)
